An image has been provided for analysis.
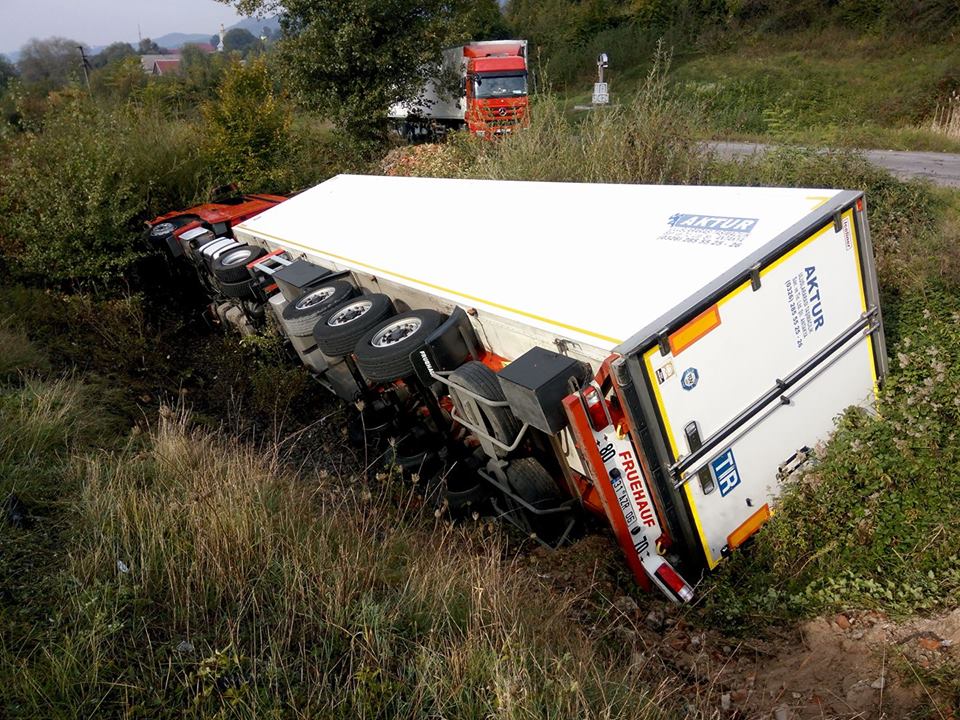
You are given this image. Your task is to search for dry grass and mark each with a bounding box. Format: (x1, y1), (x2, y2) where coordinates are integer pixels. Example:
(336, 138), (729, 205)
(930, 91), (960, 140)
(3, 402), (668, 719)
(0, 323), (48, 381)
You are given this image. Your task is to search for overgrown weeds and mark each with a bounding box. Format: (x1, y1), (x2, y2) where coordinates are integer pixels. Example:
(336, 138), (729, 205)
(707, 147), (953, 293)
(0, 95), (209, 284)
(0, 297), (672, 718)
(2, 394), (667, 718)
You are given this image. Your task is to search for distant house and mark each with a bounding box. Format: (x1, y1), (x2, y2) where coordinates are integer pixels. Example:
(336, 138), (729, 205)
(140, 42), (215, 75)
(139, 54), (173, 73)
(151, 58), (182, 76)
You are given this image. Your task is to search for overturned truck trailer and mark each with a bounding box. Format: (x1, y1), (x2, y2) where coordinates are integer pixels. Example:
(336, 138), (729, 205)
(229, 175), (886, 601)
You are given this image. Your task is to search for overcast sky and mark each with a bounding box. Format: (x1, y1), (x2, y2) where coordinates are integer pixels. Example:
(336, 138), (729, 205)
(1, 0), (245, 53)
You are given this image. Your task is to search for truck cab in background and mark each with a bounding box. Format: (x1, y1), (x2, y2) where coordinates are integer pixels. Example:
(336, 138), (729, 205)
(389, 40), (530, 140)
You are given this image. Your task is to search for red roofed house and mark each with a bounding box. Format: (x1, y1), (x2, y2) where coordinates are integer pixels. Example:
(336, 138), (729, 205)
(151, 58), (182, 76)
(140, 41), (216, 75)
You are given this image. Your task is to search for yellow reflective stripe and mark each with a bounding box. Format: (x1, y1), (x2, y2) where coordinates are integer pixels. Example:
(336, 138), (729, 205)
(644, 344), (719, 568)
(684, 482), (721, 569)
(249, 229), (623, 346)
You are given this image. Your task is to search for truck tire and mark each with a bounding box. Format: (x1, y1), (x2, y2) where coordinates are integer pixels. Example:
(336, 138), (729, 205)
(211, 244), (266, 283)
(219, 276), (257, 300)
(147, 215), (198, 247)
(281, 281), (356, 337)
(354, 309), (446, 383)
(449, 361), (522, 458)
(504, 457), (573, 545)
(312, 294), (395, 357)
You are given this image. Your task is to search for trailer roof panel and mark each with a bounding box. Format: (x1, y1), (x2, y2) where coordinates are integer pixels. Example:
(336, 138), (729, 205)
(235, 174), (849, 353)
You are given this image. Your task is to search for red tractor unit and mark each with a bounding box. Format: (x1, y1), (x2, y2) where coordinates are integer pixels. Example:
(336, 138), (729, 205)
(144, 189), (286, 332)
(145, 190), (286, 260)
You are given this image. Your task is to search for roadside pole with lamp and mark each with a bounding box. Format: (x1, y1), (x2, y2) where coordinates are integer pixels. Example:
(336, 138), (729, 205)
(592, 53), (609, 106)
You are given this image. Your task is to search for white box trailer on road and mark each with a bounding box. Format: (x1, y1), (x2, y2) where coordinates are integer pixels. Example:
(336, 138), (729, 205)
(233, 175), (886, 600)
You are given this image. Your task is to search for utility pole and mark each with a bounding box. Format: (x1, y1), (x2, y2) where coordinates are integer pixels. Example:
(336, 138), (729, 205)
(77, 45), (91, 91)
(592, 53), (609, 106)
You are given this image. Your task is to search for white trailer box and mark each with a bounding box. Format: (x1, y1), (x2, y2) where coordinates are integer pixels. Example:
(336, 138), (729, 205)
(234, 175), (886, 580)
(388, 46), (466, 124)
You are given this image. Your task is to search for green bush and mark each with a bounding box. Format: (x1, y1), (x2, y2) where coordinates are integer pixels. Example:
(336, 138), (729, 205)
(0, 95), (209, 284)
(202, 56), (293, 192)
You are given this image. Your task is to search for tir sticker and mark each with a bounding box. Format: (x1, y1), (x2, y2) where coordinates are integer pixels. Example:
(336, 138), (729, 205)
(659, 213), (759, 249)
(711, 448), (742, 497)
(680, 367), (699, 391)
(655, 361), (675, 385)
(784, 265), (826, 350)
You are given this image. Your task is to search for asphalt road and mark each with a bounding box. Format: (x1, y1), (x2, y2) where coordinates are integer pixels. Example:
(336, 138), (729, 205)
(710, 141), (960, 188)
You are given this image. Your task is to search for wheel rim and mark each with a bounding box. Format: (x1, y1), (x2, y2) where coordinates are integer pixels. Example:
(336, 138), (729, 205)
(296, 286), (336, 310)
(371, 317), (422, 348)
(221, 249), (253, 266)
(150, 222), (176, 237)
(327, 299), (373, 327)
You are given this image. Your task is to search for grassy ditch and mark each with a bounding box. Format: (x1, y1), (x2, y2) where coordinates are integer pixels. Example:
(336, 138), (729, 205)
(0, 305), (672, 719)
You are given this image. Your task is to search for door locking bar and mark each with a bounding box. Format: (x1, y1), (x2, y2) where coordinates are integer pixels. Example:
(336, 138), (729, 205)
(670, 308), (879, 484)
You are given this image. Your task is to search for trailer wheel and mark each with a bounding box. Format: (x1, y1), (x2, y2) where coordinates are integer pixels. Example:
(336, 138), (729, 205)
(219, 276), (257, 300)
(281, 281), (357, 337)
(354, 309), (447, 382)
(211, 244), (267, 283)
(449, 361), (521, 458)
(312, 294), (395, 357)
(504, 457), (572, 545)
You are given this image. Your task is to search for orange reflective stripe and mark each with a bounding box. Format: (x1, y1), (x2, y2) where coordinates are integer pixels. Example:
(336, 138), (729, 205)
(726, 504), (771, 550)
(669, 304), (721, 356)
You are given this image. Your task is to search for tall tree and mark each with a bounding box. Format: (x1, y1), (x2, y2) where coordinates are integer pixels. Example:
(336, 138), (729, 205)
(464, 0), (512, 39)
(218, 0), (477, 141)
(92, 42), (136, 69)
(181, 44), (229, 95)
(0, 56), (16, 91)
(138, 38), (162, 54)
(223, 28), (259, 54)
(17, 37), (86, 88)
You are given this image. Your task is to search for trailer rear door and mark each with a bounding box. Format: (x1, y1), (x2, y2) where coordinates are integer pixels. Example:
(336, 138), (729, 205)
(641, 207), (880, 568)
